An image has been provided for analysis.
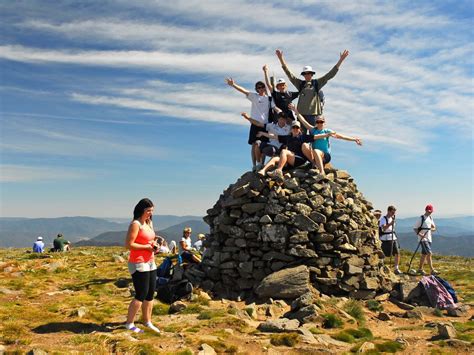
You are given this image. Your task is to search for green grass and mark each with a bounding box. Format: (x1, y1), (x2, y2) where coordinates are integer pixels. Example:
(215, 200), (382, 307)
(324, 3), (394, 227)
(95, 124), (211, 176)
(309, 327), (323, 334)
(375, 340), (404, 353)
(366, 300), (383, 312)
(322, 313), (344, 329)
(197, 309), (227, 320)
(270, 333), (300, 347)
(153, 302), (170, 315)
(332, 327), (373, 343)
(433, 308), (443, 317)
(180, 304), (203, 314)
(344, 299), (366, 324)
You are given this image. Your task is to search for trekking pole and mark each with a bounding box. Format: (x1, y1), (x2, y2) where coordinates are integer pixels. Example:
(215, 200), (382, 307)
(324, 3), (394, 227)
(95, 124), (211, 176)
(407, 240), (421, 274)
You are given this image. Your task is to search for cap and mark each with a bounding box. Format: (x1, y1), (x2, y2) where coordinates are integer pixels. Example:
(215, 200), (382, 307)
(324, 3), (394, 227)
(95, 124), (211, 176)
(197, 233), (206, 239)
(276, 78), (286, 85)
(291, 121), (301, 128)
(425, 204), (434, 212)
(301, 65), (315, 75)
(37, 236), (43, 241)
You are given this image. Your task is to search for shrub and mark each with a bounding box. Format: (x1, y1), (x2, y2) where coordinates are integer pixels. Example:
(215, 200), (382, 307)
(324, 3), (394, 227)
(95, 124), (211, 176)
(332, 331), (355, 343)
(433, 308), (444, 317)
(270, 333), (300, 347)
(322, 313), (343, 329)
(332, 327), (373, 343)
(197, 309), (227, 320)
(375, 341), (404, 353)
(366, 299), (383, 312)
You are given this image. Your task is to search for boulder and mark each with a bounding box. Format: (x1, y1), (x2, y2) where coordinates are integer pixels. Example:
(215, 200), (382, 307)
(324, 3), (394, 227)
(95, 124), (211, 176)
(255, 265), (311, 299)
(257, 318), (300, 333)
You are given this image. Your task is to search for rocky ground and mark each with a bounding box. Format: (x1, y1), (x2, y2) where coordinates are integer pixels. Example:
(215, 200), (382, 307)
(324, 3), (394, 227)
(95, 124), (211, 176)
(0, 247), (472, 354)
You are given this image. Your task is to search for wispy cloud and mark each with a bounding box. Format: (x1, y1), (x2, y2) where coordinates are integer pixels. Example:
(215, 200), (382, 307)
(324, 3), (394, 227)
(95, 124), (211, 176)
(0, 164), (90, 182)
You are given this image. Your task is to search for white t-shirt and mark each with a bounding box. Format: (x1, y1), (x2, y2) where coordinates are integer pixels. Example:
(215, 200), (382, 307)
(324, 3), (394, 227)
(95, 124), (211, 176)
(413, 215), (435, 242)
(378, 216), (396, 241)
(181, 236), (192, 250)
(247, 92), (275, 124)
(194, 240), (203, 251)
(265, 122), (291, 148)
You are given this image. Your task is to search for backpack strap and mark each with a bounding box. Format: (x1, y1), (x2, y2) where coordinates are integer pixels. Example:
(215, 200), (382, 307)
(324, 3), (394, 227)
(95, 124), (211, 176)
(380, 216), (392, 235)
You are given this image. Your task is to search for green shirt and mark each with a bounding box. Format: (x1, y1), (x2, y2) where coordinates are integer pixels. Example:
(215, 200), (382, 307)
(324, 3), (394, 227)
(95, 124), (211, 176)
(282, 64), (339, 115)
(53, 237), (68, 251)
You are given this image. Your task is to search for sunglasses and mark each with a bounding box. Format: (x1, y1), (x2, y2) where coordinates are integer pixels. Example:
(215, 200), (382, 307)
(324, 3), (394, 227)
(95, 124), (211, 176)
(302, 72), (314, 75)
(256, 86), (265, 90)
(316, 121), (325, 124)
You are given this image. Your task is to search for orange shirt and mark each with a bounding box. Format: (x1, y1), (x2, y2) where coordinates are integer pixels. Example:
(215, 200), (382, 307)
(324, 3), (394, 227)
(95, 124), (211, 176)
(129, 221), (155, 263)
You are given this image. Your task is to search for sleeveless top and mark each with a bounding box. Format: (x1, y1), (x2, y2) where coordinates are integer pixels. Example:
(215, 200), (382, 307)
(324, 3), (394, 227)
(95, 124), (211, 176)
(128, 220), (157, 273)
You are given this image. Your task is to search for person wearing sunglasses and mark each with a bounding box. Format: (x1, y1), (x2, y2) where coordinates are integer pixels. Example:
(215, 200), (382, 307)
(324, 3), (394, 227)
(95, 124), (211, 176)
(263, 64), (299, 124)
(255, 120), (315, 180)
(241, 111), (292, 164)
(289, 104), (362, 176)
(225, 77), (282, 171)
(276, 49), (349, 129)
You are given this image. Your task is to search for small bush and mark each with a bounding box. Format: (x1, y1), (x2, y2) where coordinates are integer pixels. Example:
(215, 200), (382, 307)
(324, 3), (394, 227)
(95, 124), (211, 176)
(332, 331), (355, 343)
(344, 299), (366, 324)
(153, 302), (170, 315)
(375, 340), (404, 353)
(180, 304), (203, 314)
(270, 333), (300, 347)
(433, 308), (443, 317)
(366, 300), (383, 312)
(322, 313), (343, 329)
(309, 327), (323, 334)
(227, 308), (238, 315)
(197, 309), (227, 320)
(332, 327), (373, 343)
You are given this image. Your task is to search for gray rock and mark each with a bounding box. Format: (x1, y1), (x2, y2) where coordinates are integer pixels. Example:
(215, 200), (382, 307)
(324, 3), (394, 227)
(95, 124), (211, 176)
(261, 224), (289, 244)
(291, 292), (314, 311)
(309, 211), (327, 223)
(255, 265), (311, 299)
(257, 318), (300, 333)
(169, 301), (187, 314)
(293, 214), (319, 232)
(437, 323), (457, 339)
(378, 312), (392, 321)
(285, 304), (319, 324)
(198, 343), (217, 355)
(259, 215), (272, 224)
(404, 310), (424, 320)
(241, 203), (266, 214)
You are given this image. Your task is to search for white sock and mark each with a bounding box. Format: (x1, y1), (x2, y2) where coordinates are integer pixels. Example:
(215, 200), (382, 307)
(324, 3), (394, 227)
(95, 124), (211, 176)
(145, 321), (160, 333)
(125, 322), (135, 329)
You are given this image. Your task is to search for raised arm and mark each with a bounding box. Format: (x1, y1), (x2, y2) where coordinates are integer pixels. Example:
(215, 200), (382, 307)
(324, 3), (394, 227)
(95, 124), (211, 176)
(256, 131), (277, 140)
(225, 77), (249, 95)
(263, 65), (274, 92)
(317, 50), (350, 88)
(333, 132), (362, 146)
(336, 49), (349, 69)
(241, 112), (264, 127)
(276, 49), (301, 89)
(289, 103), (313, 131)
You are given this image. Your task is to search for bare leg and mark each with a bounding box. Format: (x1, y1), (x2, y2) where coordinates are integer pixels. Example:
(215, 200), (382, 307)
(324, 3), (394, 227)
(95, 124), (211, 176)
(312, 149), (326, 175)
(250, 145), (256, 167)
(419, 254), (426, 271)
(394, 254), (400, 269)
(427, 254), (434, 270)
(126, 299), (142, 324)
(142, 300), (153, 323)
(302, 143), (314, 163)
(277, 149), (294, 170)
(253, 143), (262, 165)
(259, 156), (280, 175)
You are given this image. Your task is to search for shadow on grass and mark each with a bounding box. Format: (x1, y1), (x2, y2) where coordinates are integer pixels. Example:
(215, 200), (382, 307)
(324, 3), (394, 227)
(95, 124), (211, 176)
(32, 321), (123, 334)
(64, 278), (118, 291)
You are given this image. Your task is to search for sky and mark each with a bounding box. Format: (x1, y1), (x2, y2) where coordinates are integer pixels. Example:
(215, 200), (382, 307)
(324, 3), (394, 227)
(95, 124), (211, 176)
(0, 0), (473, 219)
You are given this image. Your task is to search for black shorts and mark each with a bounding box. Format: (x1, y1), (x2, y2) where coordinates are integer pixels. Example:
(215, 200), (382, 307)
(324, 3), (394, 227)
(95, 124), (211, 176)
(292, 156), (307, 168)
(323, 152), (331, 164)
(259, 141), (279, 157)
(381, 240), (399, 257)
(248, 124), (266, 145)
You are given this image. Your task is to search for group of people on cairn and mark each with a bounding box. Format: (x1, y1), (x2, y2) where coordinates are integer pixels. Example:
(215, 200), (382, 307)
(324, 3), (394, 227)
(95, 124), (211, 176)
(375, 204), (439, 276)
(124, 198), (205, 333)
(226, 49), (362, 179)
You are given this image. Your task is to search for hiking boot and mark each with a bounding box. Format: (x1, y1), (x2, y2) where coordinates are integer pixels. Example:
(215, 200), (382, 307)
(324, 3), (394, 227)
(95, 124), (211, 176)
(417, 269), (426, 276)
(394, 269), (403, 275)
(431, 269), (440, 275)
(267, 169), (284, 180)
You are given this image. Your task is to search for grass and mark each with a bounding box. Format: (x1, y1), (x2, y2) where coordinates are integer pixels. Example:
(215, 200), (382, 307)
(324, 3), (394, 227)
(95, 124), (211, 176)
(152, 302), (170, 315)
(309, 327), (323, 334)
(180, 304), (204, 314)
(322, 313), (344, 329)
(374, 340), (404, 353)
(332, 327), (373, 343)
(433, 308), (443, 317)
(366, 300), (383, 312)
(197, 309), (228, 320)
(344, 299), (366, 324)
(198, 340), (238, 353)
(270, 333), (300, 347)
(452, 321), (474, 344)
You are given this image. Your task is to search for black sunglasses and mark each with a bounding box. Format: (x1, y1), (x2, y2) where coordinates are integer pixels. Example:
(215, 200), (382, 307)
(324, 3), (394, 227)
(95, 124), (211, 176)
(256, 86), (265, 89)
(316, 120), (325, 124)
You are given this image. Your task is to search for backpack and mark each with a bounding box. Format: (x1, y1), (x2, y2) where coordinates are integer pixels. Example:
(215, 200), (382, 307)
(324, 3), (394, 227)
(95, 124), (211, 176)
(416, 215), (432, 237)
(378, 216), (392, 238)
(156, 279), (193, 304)
(434, 276), (458, 303)
(298, 79), (325, 109)
(419, 275), (456, 309)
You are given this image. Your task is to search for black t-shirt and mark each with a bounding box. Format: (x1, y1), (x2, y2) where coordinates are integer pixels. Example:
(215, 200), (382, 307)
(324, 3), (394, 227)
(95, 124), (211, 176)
(278, 134), (315, 158)
(272, 90), (299, 116)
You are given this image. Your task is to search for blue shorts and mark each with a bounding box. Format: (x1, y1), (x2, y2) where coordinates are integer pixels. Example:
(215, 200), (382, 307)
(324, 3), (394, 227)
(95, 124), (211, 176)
(420, 240), (432, 255)
(323, 152), (331, 164)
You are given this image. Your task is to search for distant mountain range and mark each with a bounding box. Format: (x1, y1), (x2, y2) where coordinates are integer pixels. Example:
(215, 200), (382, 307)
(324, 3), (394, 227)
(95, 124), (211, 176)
(0, 215), (472, 256)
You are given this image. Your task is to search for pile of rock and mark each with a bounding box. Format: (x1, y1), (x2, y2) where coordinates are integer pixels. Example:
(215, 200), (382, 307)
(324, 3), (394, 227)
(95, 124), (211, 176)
(187, 167), (394, 300)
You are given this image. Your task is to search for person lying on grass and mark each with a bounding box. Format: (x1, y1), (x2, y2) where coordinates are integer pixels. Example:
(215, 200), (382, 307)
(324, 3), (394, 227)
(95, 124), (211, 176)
(289, 103), (362, 175)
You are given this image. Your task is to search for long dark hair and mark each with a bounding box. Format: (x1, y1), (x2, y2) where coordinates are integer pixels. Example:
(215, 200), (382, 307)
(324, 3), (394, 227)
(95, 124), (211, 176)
(133, 198), (154, 221)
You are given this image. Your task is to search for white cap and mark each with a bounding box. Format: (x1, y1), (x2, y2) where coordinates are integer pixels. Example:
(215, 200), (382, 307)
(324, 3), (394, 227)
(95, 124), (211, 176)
(276, 78), (286, 85)
(37, 236), (43, 241)
(301, 65), (315, 75)
(291, 121), (301, 128)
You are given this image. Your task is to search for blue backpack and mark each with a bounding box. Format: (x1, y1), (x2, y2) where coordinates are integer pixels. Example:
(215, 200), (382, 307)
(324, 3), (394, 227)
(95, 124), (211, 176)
(156, 255), (182, 286)
(434, 276), (458, 303)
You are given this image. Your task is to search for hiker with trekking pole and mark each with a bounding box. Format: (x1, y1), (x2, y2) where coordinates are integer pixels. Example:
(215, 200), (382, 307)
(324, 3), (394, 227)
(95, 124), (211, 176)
(412, 204), (439, 276)
(378, 205), (402, 275)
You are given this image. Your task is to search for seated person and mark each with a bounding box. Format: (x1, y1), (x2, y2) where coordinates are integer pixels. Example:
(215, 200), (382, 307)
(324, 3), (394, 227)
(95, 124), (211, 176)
(53, 233), (71, 252)
(193, 234), (206, 253)
(155, 236), (170, 254)
(290, 104), (362, 176)
(33, 236), (45, 253)
(241, 111), (291, 164)
(179, 227), (201, 263)
(169, 240), (178, 254)
(256, 121), (315, 180)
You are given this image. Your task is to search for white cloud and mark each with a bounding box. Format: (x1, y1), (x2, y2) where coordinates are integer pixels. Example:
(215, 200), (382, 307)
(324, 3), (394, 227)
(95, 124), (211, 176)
(0, 164), (89, 182)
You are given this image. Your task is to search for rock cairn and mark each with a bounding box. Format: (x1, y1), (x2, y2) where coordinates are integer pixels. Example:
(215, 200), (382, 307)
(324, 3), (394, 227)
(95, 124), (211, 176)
(188, 167), (394, 300)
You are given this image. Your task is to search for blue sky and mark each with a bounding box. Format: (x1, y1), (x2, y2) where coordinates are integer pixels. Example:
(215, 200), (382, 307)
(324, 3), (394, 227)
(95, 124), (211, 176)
(0, 0), (473, 219)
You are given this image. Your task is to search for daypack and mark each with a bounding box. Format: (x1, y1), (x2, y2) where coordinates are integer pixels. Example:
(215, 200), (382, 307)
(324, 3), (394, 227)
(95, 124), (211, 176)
(378, 216), (393, 238)
(434, 276), (458, 303)
(156, 255), (183, 285)
(156, 280), (193, 304)
(419, 275), (456, 309)
(298, 79), (325, 110)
